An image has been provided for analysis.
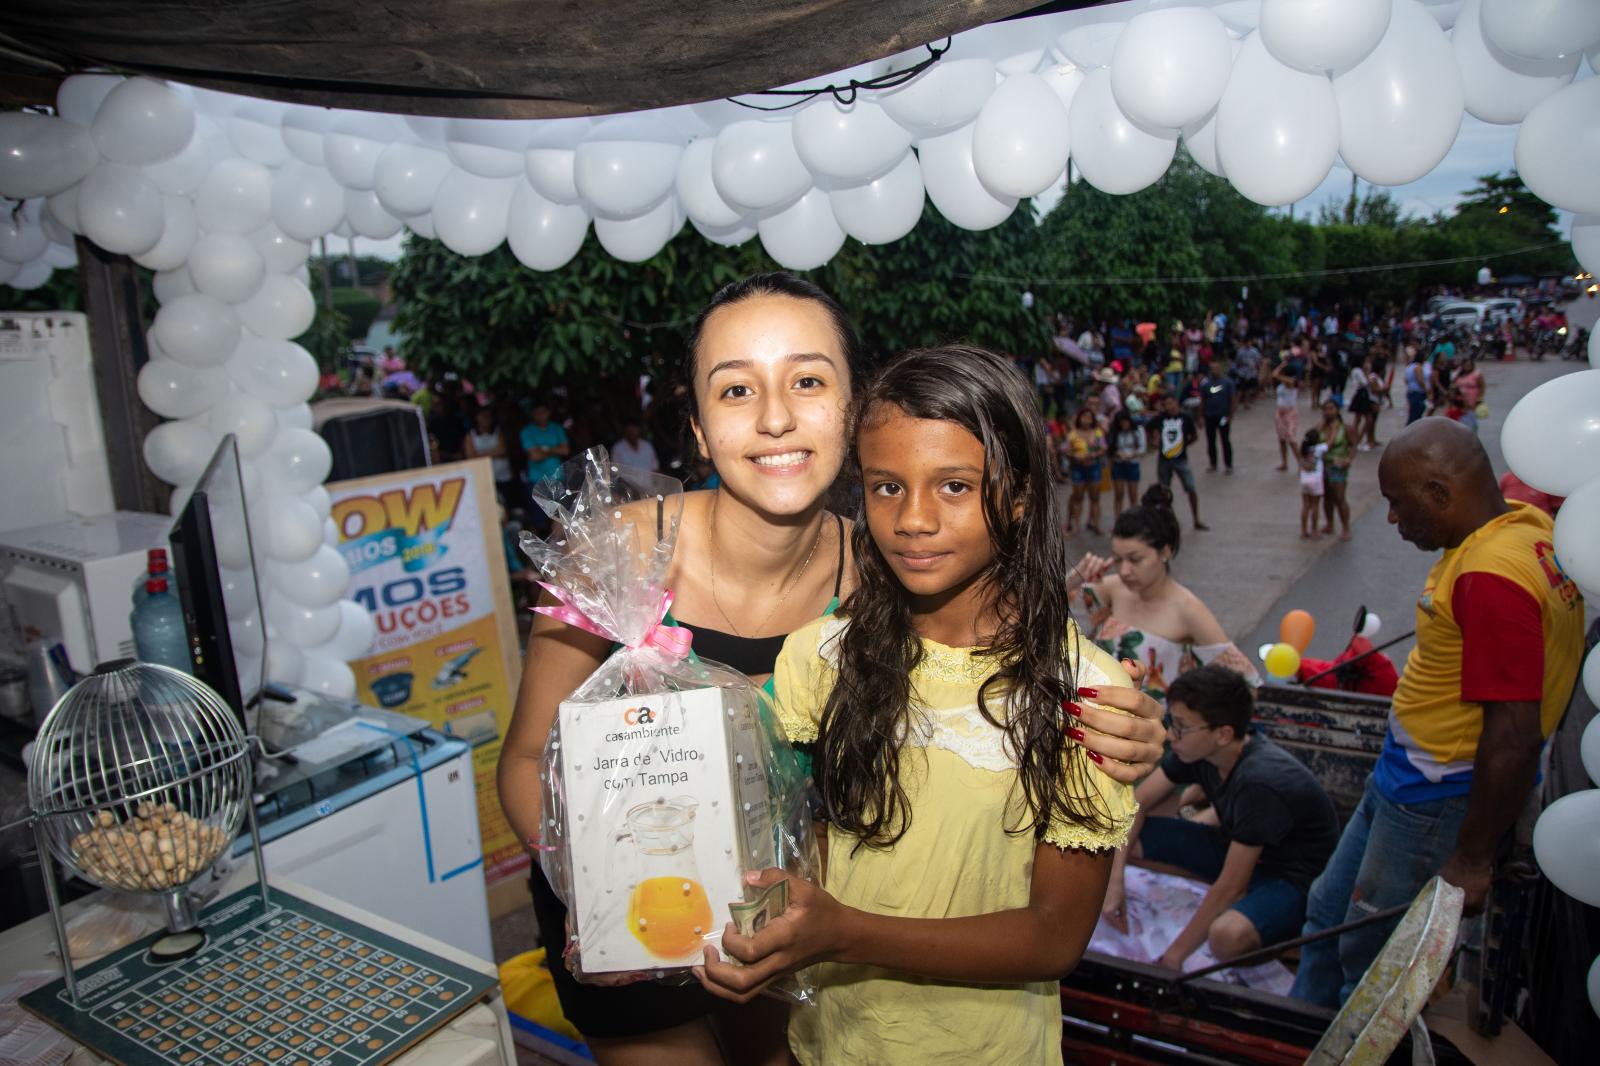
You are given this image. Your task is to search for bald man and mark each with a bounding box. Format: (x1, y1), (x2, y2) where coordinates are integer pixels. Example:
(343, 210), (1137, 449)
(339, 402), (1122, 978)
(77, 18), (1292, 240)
(1291, 418), (1584, 1009)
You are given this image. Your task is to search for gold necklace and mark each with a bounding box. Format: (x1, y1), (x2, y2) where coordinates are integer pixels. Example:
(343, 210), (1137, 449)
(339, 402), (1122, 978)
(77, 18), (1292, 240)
(708, 491), (826, 638)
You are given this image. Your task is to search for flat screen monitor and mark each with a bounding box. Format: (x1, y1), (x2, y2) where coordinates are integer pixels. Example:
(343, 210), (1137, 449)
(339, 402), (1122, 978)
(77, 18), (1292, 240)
(168, 434), (266, 722)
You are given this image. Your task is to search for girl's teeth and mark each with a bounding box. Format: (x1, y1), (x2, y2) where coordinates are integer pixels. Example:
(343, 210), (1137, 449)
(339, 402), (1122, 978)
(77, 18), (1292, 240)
(753, 452), (807, 467)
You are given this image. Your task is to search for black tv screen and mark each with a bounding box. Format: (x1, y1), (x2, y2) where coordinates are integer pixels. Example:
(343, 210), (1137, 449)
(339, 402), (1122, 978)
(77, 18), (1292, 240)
(168, 434), (266, 721)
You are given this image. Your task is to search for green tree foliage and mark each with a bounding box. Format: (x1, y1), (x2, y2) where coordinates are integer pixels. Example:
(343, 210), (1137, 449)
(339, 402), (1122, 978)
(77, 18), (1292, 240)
(331, 287), (381, 340)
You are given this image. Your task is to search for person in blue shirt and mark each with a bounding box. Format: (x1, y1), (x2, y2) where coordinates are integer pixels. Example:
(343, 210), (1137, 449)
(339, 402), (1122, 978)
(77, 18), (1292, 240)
(519, 401), (569, 487)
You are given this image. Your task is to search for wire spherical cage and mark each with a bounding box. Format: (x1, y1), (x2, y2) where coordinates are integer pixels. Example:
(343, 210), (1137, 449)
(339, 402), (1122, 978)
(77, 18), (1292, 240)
(28, 660), (252, 896)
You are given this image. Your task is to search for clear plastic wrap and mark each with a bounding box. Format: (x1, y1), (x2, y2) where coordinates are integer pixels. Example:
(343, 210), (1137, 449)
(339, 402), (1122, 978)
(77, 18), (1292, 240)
(519, 449), (818, 993)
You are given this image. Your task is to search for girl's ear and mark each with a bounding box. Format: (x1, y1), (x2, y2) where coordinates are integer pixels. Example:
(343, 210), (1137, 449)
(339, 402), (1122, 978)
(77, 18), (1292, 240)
(689, 415), (708, 460)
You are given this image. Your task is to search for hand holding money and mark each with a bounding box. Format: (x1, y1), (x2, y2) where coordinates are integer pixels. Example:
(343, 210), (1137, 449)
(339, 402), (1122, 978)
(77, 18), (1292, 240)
(694, 868), (848, 1004)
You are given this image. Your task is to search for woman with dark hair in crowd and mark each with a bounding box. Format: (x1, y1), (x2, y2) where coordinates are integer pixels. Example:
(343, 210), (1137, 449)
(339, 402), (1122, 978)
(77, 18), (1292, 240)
(1075, 487), (1258, 701)
(498, 273), (1167, 1066)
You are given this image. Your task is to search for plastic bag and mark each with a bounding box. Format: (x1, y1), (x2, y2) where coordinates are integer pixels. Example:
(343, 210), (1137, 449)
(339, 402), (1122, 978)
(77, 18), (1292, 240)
(519, 449), (818, 995)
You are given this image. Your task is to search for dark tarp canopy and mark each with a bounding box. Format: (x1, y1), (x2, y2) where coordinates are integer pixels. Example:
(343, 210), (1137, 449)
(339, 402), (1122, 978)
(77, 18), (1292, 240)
(0, 1), (1099, 118)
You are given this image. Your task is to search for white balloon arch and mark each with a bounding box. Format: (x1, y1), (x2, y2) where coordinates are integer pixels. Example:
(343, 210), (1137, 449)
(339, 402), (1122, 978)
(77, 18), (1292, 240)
(0, 0), (1597, 702)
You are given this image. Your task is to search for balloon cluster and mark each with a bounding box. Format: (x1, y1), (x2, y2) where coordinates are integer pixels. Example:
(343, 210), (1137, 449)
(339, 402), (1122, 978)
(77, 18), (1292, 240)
(1260, 608), (1315, 680)
(5, 1), (1596, 279)
(0, 73), (374, 698)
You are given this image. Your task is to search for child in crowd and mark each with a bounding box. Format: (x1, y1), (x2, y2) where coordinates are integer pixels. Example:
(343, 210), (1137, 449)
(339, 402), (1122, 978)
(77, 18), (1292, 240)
(1103, 665), (1338, 971)
(696, 345), (1150, 1065)
(1109, 408), (1146, 516)
(1065, 406), (1108, 535)
(1298, 430), (1328, 540)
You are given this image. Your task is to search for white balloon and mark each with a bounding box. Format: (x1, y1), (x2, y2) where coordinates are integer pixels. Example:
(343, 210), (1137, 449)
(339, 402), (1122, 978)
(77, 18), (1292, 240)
(207, 392), (278, 458)
(1572, 215), (1600, 276)
(1260, 0), (1391, 73)
(445, 118), (532, 178)
(153, 293), (241, 367)
(405, 211), (436, 239)
(45, 184), (82, 237)
(575, 140), (681, 220)
(280, 106), (332, 166)
(299, 483), (331, 521)
(41, 241), (76, 269)
(675, 138), (743, 229)
(270, 545), (351, 607)
(276, 403), (314, 434)
(972, 73), (1073, 200)
(1453, 0), (1580, 124)
(1112, 7), (1233, 130)
(324, 125), (386, 190)
(77, 163), (165, 256)
(151, 267), (196, 306)
(4, 260), (52, 292)
(271, 163), (346, 242)
(919, 124), (1018, 231)
(757, 188), (846, 270)
(218, 564), (259, 622)
(1217, 34), (1340, 207)
(690, 217), (756, 249)
(344, 188), (403, 240)
(1068, 68), (1179, 195)
(56, 73), (123, 127)
(375, 142), (451, 217)
(792, 98), (912, 184)
(1481, 0), (1600, 61)
(226, 104), (290, 167)
(188, 232), (266, 304)
(266, 640), (305, 684)
(91, 78), (195, 165)
(1533, 789), (1600, 906)
(1183, 108), (1226, 177)
(256, 494), (323, 563)
(327, 600), (377, 661)
(1501, 369), (1600, 495)
(524, 148), (580, 205)
(137, 358), (229, 419)
(594, 196), (681, 263)
(430, 170), (514, 256)
(1580, 711), (1600, 787)
(195, 157), (274, 234)
(257, 426), (333, 494)
(237, 275), (316, 340)
(268, 595), (343, 648)
(1516, 78), (1600, 216)
(0, 200), (47, 265)
(229, 338), (320, 408)
(506, 179), (590, 271)
(711, 121), (812, 214)
(881, 58), (998, 139)
(829, 152), (926, 245)
(298, 653), (356, 697)
(249, 220), (312, 273)
(143, 418), (219, 486)
(143, 131), (211, 197)
(0, 113), (100, 200)
(1553, 478), (1600, 595)
(1334, 0), (1464, 186)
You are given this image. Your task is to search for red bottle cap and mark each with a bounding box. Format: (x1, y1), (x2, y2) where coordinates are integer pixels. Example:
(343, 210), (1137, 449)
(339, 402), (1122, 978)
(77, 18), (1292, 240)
(146, 578), (169, 594)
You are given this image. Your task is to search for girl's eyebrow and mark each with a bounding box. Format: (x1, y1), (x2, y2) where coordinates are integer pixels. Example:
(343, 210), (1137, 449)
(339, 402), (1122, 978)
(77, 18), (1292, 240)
(705, 351), (836, 380)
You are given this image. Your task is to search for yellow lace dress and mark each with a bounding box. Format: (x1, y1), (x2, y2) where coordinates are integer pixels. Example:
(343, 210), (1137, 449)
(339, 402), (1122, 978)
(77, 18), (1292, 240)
(772, 616), (1138, 1065)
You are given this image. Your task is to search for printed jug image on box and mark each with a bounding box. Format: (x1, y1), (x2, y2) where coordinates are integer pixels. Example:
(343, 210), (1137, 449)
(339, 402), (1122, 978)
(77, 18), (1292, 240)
(518, 451), (818, 988)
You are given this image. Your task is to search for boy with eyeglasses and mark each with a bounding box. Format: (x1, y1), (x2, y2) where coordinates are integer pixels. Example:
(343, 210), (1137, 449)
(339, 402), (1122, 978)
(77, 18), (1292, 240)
(1102, 664), (1339, 972)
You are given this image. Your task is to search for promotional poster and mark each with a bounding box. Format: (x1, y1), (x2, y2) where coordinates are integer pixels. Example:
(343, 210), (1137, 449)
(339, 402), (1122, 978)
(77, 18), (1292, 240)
(327, 457), (528, 886)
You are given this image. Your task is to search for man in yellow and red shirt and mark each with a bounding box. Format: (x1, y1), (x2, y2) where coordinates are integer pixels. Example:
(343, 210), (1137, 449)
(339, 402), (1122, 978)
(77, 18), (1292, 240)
(1292, 418), (1584, 1008)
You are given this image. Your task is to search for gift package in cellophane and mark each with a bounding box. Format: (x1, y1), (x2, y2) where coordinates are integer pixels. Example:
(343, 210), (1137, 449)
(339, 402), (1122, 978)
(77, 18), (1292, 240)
(519, 450), (818, 987)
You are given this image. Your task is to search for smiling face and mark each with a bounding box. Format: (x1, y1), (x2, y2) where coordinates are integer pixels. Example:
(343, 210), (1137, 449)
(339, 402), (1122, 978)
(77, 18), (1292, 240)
(857, 406), (998, 606)
(1109, 534), (1171, 592)
(689, 294), (851, 516)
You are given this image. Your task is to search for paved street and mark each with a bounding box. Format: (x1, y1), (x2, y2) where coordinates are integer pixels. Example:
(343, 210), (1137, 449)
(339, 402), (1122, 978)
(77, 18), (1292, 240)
(1060, 354), (1591, 671)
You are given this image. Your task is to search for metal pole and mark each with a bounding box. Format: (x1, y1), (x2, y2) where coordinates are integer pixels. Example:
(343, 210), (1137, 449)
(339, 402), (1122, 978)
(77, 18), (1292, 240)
(1297, 631), (1417, 687)
(1173, 903), (1410, 985)
(34, 821), (79, 1006)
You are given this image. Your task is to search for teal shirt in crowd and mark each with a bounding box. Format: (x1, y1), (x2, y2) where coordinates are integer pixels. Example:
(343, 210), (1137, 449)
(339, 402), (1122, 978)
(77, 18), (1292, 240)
(519, 421), (568, 483)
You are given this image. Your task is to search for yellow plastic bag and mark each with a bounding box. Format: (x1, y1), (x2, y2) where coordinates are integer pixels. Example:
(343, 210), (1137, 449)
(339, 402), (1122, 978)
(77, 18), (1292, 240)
(499, 948), (582, 1042)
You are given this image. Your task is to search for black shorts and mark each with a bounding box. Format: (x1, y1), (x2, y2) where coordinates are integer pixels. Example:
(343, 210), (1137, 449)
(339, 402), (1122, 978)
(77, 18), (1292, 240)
(528, 868), (718, 1038)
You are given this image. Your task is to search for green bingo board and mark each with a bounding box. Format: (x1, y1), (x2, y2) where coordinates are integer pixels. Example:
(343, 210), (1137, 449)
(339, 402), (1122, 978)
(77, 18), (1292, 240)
(22, 886), (497, 1066)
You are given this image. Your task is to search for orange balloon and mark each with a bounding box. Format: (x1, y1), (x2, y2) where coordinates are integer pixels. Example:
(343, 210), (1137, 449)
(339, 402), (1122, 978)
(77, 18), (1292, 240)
(1279, 609), (1316, 653)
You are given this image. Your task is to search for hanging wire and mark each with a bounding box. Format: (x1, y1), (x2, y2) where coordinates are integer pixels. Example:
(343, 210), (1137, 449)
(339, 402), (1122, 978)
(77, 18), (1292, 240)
(960, 241), (1566, 289)
(726, 38), (952, 112)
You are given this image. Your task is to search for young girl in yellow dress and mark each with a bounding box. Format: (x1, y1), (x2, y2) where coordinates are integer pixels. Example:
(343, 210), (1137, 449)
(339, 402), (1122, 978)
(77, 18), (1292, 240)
(695, 345), (1150, 1064)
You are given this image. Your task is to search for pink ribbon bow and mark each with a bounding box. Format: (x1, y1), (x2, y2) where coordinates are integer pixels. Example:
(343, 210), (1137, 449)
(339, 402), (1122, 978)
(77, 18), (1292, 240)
(533, 583), (694, 660)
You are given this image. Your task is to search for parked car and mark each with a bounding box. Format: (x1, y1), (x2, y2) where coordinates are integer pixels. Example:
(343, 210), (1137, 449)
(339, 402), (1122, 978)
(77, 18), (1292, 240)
(1480, 297), (1524, 325)
(1434, 301), (1487, 329)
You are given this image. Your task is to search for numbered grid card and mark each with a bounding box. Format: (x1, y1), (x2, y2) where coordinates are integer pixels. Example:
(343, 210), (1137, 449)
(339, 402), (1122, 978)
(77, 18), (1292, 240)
(557, 685), (772, 974)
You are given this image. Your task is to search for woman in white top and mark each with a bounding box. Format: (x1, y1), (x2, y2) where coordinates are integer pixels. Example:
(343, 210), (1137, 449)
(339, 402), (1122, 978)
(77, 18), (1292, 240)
(463, 404), (518, 506)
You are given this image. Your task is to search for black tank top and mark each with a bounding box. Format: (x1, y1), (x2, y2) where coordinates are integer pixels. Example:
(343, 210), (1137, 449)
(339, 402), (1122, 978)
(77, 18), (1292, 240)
(682, 513), (845, 676)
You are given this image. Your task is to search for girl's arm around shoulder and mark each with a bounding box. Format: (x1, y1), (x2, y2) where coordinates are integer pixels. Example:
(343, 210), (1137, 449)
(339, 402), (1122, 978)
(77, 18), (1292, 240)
(696, 843), (1113, 1002)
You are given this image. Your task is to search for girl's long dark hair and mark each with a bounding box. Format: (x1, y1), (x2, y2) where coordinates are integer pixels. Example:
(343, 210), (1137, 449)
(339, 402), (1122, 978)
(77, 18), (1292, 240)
(816, 345), (1115, 848)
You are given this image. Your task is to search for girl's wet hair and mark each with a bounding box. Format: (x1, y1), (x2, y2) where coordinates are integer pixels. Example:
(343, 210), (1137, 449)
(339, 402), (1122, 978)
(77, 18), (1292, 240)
(1113, 485), (1181, 559)
(683, 272), (866, 422)
(817, 344), (1114, 848)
